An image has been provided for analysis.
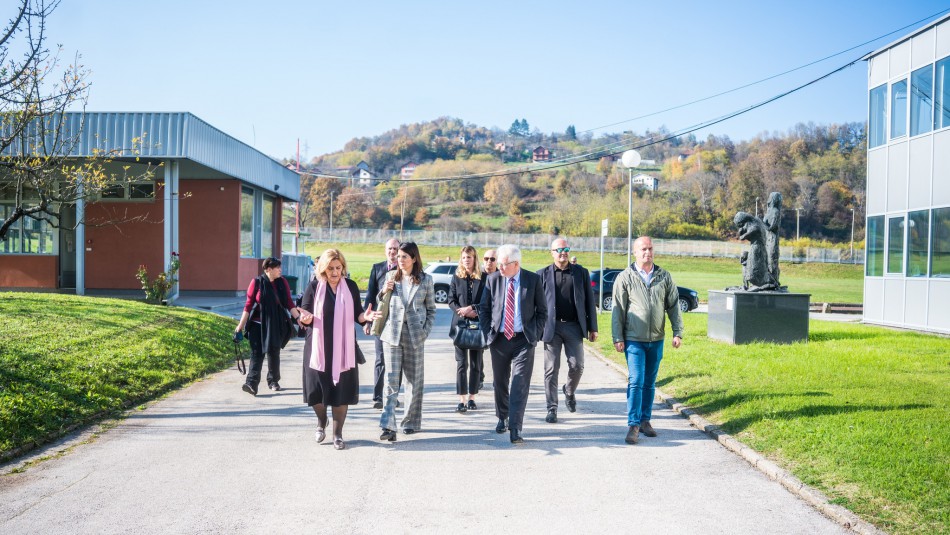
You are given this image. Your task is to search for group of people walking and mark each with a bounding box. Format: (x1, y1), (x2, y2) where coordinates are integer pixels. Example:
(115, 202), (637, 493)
(233, 234), (683, 449)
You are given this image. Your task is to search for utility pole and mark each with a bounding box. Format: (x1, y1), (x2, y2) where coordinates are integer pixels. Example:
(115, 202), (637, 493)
(850, 207), (856, 263)
(329, 191), (334, 235)
(400, 184), (407, 237)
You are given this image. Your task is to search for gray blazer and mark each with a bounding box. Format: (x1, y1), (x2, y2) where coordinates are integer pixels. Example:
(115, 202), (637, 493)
(378, 272), (437, 347)
(478, 269), (547, 345)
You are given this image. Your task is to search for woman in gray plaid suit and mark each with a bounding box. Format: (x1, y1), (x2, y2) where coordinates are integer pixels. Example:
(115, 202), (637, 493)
(378, 242), (437, 442)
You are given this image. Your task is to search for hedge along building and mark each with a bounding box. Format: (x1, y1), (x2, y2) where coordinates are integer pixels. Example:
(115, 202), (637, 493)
(0, 112), (300, 298)
(862, 14), (950, 334)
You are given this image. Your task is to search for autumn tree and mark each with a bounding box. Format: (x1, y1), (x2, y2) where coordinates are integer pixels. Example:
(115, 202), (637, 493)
(1, 0), (157, 240)
(306, 177), (344, 227)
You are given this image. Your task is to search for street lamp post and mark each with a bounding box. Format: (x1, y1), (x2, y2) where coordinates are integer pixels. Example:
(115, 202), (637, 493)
(796, 207), (801, 242)
(329, 191), (334, 235)
(620, 150), (642, 265)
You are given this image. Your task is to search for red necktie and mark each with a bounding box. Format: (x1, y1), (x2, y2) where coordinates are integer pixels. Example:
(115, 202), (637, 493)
(504, 278), (515, 340)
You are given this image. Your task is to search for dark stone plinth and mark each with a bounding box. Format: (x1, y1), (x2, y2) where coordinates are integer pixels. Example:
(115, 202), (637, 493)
(707, 290), (810, 345)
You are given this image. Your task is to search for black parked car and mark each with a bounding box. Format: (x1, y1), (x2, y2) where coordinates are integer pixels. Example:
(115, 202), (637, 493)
(590, 268), (699, 313)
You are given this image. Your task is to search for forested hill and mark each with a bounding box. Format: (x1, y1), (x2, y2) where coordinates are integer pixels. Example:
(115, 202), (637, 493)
(292, 117), (866, 244)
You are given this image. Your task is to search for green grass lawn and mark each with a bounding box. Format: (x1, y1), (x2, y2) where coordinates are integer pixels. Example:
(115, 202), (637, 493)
(301, 241), (864, 303)
(593, 312), (949, 535)
(0, 293), (239, 459)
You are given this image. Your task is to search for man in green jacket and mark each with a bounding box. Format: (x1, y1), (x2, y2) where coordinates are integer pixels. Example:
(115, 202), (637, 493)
(611, 236), (684, 445)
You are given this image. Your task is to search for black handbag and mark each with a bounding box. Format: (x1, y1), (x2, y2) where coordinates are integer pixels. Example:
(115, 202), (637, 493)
(355, 342), (366, 365)
(451, 318), (487, 350)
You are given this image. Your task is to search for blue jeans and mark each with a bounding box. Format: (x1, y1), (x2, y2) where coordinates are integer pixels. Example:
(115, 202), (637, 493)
(625, 340), (664, 427)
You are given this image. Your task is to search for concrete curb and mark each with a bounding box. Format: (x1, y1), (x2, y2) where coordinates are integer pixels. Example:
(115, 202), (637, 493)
(588, 344), (886, 535)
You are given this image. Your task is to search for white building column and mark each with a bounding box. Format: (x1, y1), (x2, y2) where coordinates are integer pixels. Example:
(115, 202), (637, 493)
(75, 178), (85, 296)
(164, 160), (180, 302)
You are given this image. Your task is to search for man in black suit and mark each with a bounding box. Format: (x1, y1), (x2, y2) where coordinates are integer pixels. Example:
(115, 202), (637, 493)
(479, 244), (547, 444)
(363, 238), (399, 409)
(537, 238), (598, 423)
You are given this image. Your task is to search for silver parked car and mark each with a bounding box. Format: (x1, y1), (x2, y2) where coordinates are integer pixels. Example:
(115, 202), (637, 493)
(423, 262), (457, 304)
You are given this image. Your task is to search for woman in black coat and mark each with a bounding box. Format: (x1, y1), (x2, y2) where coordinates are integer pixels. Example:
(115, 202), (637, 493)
(447, 245), (486, 413)
(298, 248), (379, 450)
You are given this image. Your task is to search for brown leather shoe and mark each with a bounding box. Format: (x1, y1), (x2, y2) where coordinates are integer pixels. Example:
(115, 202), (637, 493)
(625, 425), (640, 444)
(640, 420), (657, 437)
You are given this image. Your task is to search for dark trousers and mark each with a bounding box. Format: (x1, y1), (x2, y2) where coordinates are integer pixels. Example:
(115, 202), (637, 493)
(543, 321), (585, 410)
(490, 332), (535, 432)
(246, 324), (280, 389)
(373, 337), (386, 402)
(455, 346), (482, 395)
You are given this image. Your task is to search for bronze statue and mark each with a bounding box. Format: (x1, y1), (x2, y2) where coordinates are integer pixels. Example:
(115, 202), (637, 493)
(734, 211), (777, 291)
(762, 192), (782, 286)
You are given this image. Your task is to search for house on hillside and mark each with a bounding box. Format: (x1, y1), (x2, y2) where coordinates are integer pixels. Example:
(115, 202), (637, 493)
(861, 13), (950, 334)
(631, 173), (659, 192)
(400, 161), (418, 180)
(0, 112), (300, 298)
(335, 160), (374, 187)
(532, 146), (552, 162)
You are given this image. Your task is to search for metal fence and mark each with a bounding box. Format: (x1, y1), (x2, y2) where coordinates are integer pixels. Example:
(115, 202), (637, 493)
(287, 227), (864, 264)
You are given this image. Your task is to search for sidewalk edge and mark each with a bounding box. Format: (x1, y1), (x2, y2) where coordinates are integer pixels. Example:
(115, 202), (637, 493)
(587, 344), (886, 535)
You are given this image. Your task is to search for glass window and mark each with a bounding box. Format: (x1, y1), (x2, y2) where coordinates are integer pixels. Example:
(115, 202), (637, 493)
(0, 205), (53, 254)
(936, 57), (950, 130)
(891, 79), (908, 139)
(910, 65), (933, 136)
(907, 210), (929, 277)
(262, 195), (274, 259)
(866, 216), (884, 276)
(100, 184), (125, 199)
(932, 207), (950, 277)
(869, 84), (887, 148)
(129, 182), (155, 199)
(887, 216), (905, 274)
(240, 187), (254, 257)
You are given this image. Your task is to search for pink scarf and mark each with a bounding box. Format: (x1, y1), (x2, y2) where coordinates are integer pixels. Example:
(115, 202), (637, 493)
(308, 279), (356, 385)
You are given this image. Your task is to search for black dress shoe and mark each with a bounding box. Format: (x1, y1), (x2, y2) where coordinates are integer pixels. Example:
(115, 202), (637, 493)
(270, 382), (281, 392)
(403, 428), (416, 435)
(380, 429), (397, 441)
(562, 384), (576, 412)
(242, 384), (257, 396)
(456, 403), (467, 413)
(495, 418), (508, 434)
(510, 428), (524, 444)
(545, 408), (557, 423)
(467, 400), (477, 410)
(373, 400), (383, 410)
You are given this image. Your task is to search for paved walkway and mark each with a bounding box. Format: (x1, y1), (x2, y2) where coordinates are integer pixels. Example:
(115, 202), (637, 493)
(0, 306), (847, 534)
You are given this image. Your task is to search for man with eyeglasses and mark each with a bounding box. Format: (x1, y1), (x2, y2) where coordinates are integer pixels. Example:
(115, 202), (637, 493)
(537, 238), (598, 423)
(478, 244), (546, 444)
(364, 238), (400, 409)
(478, 249), (498, 389)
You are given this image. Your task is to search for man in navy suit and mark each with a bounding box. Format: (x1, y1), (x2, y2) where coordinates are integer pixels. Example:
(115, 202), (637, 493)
(479, 244), (547, 444)
(537, 238), (598, 423)
(364, 238), (399, 409)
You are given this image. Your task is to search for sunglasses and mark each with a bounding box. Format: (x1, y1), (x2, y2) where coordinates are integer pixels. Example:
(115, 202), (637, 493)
(484, 257), (496, 262)
(552, 247), (571, 253)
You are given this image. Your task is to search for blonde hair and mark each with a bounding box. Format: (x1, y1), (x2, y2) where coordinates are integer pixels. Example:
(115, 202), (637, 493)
(316, 248), (348, 281)
(455, 245), (482, 279)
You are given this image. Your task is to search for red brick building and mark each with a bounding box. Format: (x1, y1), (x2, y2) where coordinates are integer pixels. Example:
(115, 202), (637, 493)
(0, 112), (300, 298)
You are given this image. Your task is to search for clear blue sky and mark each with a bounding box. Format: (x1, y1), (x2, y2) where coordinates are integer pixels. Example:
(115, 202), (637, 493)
(48, 1), (950, 161)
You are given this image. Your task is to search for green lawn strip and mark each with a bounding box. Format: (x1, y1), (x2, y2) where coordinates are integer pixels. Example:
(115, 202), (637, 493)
(591, 312), (949, 535)
(301, 241), (864, 303)
(0, 292), (239, 459)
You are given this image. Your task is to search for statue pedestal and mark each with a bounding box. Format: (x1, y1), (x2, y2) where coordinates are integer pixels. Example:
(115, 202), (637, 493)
(707, 290), (810, 345)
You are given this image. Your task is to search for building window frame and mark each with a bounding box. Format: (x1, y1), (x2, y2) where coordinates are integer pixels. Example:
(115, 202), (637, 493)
(910, 64), (934, 137)
(932, 206), (950, 278)
(869, 84), (888, 148)
(890, 78), (908, 140)
(906, 209), (930, 277)
(886, 215), (905, 275)
(866, 215), (885, 277)
(936, 56), (950, 131)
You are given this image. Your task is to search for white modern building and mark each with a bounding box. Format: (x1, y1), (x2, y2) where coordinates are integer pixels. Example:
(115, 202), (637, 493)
(862, 14), (950, 333)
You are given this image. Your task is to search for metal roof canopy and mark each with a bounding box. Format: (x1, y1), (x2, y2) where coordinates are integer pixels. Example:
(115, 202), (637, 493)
(61, 112), (300, 201)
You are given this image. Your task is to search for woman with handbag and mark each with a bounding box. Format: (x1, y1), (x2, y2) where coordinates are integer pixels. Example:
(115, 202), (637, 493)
(297, 249), (380, 450)
(234, 257), (302, 396)
(377, 242), (437, 442)
(448, 246), (487, 413)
